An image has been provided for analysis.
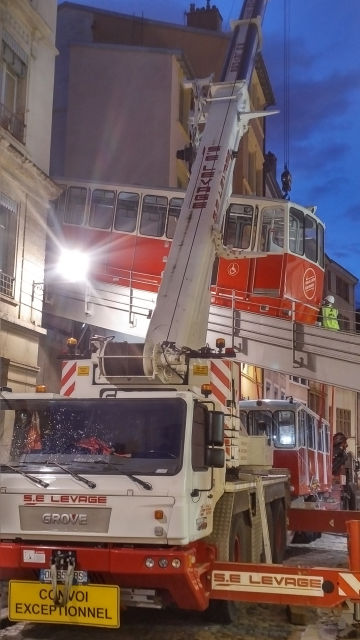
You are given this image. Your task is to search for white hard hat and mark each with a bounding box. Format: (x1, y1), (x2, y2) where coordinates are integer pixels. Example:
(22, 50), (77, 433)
(325, 295), (335, 304)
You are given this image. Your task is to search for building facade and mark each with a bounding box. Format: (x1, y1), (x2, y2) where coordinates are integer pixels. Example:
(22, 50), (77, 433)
(0, 0), (59, 391)
(51, 1), (274, 192)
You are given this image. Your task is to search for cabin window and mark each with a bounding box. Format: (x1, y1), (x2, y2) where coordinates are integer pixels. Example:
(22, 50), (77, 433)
(114, 192), (139, 233)
(192, 404), (208, 470)
(64, 187), (87, 225)
(289, 208), (304, 255)
(223, 204), (254, 250)
(166, 197), (183, 239)
(140, 195), (167, 237)
(89, 189), (115, 230)
(273, 410), (295, 448)
(298, 410), (306, 447)
(318, 223), (324, 268)
(260, 207), (284, 252)
(304, 214), (317, 262)
(306, 414), (315, 449)
(247, 410), (272, 439)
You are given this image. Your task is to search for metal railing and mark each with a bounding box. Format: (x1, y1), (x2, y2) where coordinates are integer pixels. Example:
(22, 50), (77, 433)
(0, 102), (25, 144)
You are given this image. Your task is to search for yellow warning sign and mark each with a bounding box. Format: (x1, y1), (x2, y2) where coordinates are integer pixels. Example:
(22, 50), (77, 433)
(9, 581), (120, 628)
(192, 364), (209, 375)
(77, 365), (90, 376)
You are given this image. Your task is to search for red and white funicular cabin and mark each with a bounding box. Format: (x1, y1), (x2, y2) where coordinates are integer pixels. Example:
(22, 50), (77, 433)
(50, 180), (325, 324)
(239, 399), (332, 501)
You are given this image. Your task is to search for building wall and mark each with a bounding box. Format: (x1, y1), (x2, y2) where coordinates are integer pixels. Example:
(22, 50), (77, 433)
(324, 255), (358, 332)
(52, 4), (273, 193)
(0, 0), (59, 391)
(331, 387), (357, 458)
(64, 44), (187, 187)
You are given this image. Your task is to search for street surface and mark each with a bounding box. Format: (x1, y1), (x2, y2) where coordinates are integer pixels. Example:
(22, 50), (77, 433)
(0, 535), (355, 640)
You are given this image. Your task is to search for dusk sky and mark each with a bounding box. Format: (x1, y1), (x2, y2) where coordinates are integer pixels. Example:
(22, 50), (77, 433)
(63, 0), (360, 297)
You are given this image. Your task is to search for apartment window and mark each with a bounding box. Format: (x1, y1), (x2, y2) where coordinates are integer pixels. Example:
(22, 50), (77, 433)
(336, 408), (351, 437)
(0, 32), (28, 143)
(336, 276), (349, 302)
(265, 380), (271, 398)
(289, 375), (308, 387)
(0, 193), (18, 297)
(179, 83), (190, 131)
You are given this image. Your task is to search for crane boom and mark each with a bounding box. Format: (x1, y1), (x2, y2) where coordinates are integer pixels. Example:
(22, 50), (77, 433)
(143, 0), (272, 378)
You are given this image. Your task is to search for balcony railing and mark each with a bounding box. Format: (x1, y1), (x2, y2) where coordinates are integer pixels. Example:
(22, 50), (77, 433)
(0, 103), (25, 144)
(0, 271), (15, 298)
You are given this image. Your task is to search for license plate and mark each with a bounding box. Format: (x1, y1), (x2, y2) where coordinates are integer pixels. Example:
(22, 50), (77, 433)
(9, 581), (120, 628)
(39, 568), (88, 585)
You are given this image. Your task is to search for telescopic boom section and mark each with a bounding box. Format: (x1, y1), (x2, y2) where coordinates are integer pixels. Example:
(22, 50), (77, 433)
(143, 0), (268, 377)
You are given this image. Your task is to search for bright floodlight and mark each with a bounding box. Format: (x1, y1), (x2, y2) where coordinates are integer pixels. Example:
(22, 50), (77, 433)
(57, 248), (89, 282)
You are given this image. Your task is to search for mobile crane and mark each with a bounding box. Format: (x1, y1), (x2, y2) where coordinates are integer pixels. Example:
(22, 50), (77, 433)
(2, 0), (360, 632)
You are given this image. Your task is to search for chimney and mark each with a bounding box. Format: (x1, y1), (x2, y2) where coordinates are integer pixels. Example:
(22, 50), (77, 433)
(263, 152), (277, 179)
(186, 1), (223, 32)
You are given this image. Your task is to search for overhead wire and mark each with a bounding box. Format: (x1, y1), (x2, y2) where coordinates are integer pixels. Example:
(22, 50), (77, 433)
(281, 0), (292, 199)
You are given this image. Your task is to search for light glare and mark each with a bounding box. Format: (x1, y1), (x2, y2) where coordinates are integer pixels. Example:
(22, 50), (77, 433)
(57, 248), (89, 282)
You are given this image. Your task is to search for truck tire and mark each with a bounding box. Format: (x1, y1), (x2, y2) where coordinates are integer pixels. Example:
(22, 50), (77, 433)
(205, 510), (252, 624)
(271, 499), (286, 563)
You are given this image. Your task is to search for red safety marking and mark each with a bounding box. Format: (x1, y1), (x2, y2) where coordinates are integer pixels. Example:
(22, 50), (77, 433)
(210, 361), (231, 390)
(63, 381), (75, 397)
(60, 361), (77, 396)
(61, 361), (76, 386)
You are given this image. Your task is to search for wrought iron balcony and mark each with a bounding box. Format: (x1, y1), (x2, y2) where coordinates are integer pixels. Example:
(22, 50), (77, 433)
(0, 102), (25, 144)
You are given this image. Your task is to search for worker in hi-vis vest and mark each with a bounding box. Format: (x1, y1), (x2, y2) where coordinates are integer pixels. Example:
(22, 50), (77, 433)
(320, 295), (340, 330)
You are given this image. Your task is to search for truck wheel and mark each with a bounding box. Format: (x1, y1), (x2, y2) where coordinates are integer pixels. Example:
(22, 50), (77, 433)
(271, 499), (286, 563)
(205, 511), (251, 624)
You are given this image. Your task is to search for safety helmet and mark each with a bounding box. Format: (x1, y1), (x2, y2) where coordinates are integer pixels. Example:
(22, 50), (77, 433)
(324, 295), (335, 304)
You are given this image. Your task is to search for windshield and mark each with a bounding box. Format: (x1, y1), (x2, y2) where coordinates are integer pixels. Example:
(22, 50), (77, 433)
(273, 410), (296, 448)
(0, 398), (185, 475)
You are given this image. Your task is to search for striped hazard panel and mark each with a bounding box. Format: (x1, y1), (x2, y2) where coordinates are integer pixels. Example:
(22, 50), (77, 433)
(210, 359), (232, 409)
(338, 572), (360, 598)
(60, 360), (77, 396)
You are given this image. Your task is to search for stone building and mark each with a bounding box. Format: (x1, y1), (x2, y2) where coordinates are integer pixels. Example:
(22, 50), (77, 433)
(0, 0), (59, 391)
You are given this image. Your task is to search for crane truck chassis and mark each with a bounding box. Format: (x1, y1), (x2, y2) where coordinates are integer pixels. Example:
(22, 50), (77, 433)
(2, 349), (360, 629)
(0, 340), (291, 627)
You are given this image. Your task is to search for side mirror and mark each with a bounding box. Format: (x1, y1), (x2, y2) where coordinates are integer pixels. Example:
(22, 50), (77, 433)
(205, 447), (225, 468)
(207, 411), (224, 446)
